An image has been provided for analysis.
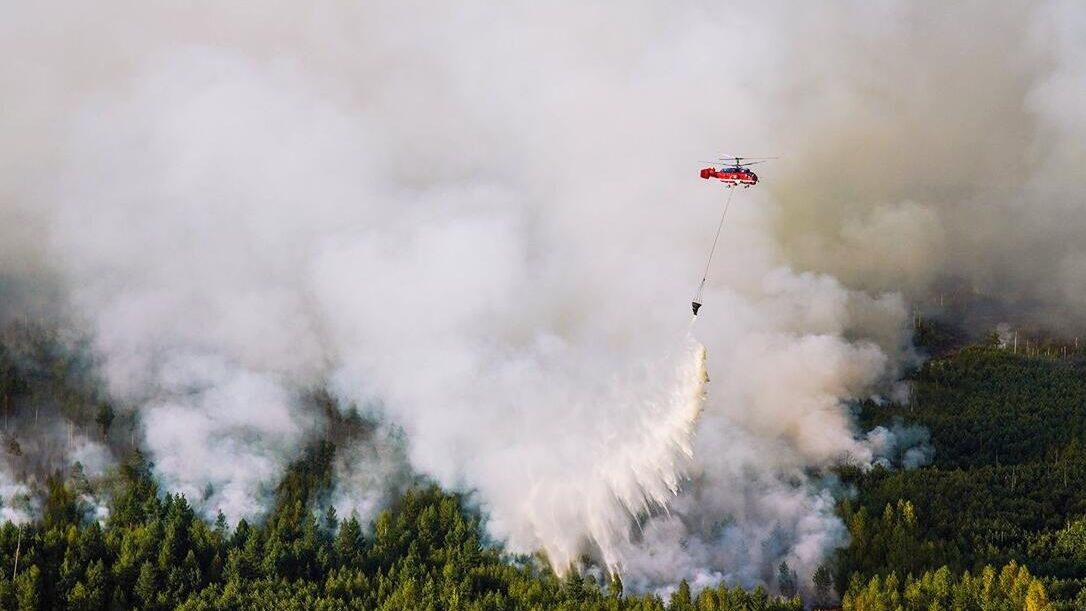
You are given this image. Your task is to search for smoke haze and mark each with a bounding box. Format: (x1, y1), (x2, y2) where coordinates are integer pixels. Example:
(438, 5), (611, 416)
(1, 0), (1083, 594)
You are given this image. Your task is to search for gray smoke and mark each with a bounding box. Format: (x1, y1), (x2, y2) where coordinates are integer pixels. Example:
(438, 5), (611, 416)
(765, 1), (1086, 330)
(0, 0), (1083, 594)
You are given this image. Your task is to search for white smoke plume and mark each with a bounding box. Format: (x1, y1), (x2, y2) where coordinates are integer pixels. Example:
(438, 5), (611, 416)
(328, 418), (411, 525)
(0, 465), (35, 525)
(140, 354), (318, 522)
(1, 0), (1084, 593)
(864, 421), (934, 471)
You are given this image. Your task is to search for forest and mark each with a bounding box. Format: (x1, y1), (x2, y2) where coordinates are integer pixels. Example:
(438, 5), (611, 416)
(0, 319), (1081, 610)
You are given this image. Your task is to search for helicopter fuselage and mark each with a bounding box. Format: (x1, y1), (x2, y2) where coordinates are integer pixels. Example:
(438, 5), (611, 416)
(699, 166), (758, 187)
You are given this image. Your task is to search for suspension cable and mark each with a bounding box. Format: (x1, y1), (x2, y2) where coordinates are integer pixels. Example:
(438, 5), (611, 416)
(693, 187), (736, 305)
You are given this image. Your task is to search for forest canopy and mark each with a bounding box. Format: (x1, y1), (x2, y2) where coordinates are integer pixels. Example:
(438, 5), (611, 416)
(0, 322), (1082, 609)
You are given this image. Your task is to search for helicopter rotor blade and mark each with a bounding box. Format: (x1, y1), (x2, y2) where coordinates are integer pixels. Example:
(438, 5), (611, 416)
(702, 155), (779, 166)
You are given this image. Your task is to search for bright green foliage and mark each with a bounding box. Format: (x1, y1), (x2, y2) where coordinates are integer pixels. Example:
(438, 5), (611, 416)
(842, 561), (1055, 611)
(841, 341), (1086, 605)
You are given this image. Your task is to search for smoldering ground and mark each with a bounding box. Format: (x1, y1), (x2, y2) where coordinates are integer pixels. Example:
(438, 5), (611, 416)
(1, 0), (1084, 594)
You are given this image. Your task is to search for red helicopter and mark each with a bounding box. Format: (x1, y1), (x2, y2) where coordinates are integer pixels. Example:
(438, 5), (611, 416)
(699, 156), (775, 188)
(690, 154), (776, 317)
